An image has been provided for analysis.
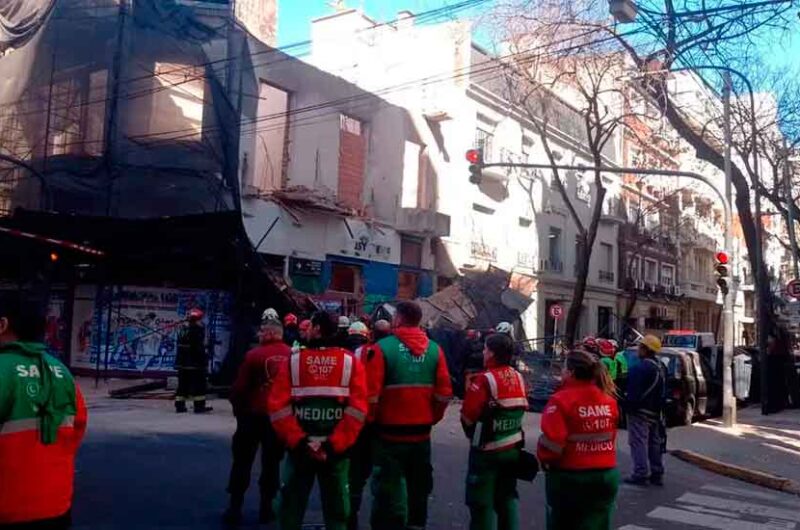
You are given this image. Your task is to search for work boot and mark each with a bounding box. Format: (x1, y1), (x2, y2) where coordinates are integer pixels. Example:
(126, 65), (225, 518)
(258, 496), (276, 524)
(222, 495), (244, 526)
(194, 400), (213, 413)
(649, 474), (664, 486)
(623, 476), (648, 487)
(175, 401), (188, 413)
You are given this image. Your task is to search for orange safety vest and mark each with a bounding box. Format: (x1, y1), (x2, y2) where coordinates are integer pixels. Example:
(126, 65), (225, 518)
(469, 366), (528, 452)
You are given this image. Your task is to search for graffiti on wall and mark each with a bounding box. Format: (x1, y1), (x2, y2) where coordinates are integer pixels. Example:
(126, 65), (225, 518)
(70, 286), (232, 373)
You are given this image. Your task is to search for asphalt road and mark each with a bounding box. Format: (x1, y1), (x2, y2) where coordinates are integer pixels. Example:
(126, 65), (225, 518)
(71, 394), (800, 529)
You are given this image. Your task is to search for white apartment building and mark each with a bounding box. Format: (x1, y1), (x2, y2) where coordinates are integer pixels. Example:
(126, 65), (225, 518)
(307, 10), (623, 341)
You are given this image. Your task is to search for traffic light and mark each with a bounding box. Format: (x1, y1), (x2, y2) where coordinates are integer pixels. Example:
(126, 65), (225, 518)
(466, 148), (484, 185)
(714, 251), (729, 295)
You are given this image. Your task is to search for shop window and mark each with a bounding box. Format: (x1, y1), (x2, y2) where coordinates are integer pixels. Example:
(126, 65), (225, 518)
(329, 263), (361, 294)
(397, 271), (419, 300)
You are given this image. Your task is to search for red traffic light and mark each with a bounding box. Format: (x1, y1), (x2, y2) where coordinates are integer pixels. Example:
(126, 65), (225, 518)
(466, 149), (481, 164)
(715, 251), (729, 264)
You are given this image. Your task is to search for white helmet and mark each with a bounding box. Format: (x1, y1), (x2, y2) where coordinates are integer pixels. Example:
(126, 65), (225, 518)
(338, 315), (351, 329)
(496, 322), (513, 335)
(262, 308), (279, 322)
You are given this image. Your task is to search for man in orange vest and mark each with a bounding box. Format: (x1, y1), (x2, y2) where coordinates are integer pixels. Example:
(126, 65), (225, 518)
(268, 311), (367, 530)
(0, 291), (88, 528)
(461, 333), (528, 530)
(367, 301), (453, 530)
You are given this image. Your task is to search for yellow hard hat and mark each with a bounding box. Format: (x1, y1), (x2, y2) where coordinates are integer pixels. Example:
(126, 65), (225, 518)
(640, 334), (662, 353)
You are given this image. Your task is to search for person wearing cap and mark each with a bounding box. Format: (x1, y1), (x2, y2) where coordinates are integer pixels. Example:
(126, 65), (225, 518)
(345, 322), (371, 355)
(597, 339), (618, 381)
(335, 316), (351, 348)
(624, 335), (666, 486)
(262, 308), (279, 322)
(0, 291), (88, 528)
(283, 313), (300, 348)
(175, 308), (212, 413)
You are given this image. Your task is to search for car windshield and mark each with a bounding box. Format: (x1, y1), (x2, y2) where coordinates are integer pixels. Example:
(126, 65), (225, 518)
(663, 334), (698, 349)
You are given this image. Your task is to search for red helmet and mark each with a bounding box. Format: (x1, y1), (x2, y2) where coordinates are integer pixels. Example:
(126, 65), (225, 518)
(188, 308), (204, 321)
(598, 339), (615, 357)
(581, 336), (598, 351)
(283, 313), (298, 326)
(466, 329), (481, 340)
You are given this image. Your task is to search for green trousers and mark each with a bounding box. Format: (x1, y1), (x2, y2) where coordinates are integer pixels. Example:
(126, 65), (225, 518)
(278, 449), (350, 530)
(370, 439), (433, 530)
(348, 427), (374, 530)
(544, 468), (619, 530)
(465, 449), (520, 530)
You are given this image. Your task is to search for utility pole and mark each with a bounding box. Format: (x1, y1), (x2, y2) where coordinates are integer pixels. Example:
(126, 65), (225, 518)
(722, 73), (736, 427)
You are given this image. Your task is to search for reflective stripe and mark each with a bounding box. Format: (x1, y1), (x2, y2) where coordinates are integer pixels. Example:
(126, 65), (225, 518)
(0, 415), (75, 436)
(434, 393), (451, 403)
(354, 346), (364, 362)
(308, 435), (327, 443)
(538, 434), (564, 454)
(191, 396), (206, 402)
(495, 397), (529, 408)
(566, 432), (615, 442)
(290, 353), (301, 386)
(344, 406), (366, 422)
(471, 422), (484, 448)
(484, 372), (499, 400)
(269, 406), (293, 422)
(341, 354), (353, 387)
(291, 386), (350, 398)
(385, 384), (433, 390)
(481, 431), (524, 451)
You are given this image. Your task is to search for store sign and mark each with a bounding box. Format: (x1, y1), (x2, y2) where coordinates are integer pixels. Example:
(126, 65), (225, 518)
(290, 257), (323, 276)
(352, 229), (392, 259)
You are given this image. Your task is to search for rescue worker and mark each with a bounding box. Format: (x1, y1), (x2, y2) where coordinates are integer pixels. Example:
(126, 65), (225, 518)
(372, 319), (392, 342)
(268, 311), (368, 530)
(0, 291), (88, 528)
(462, 329), (486, 392)
(345, 322), (371, 355)
(597, 339), (618, 381)
(578, 336), (600, 359)
(610, 339), (629, 429)
(283, 313), (300, 347)
(335, 316), (351, 348)
(496, 321), (524, 367)
(175, 308), (212, 413)
(367, 301), (453, 530)
(298, 319), (313, 346)
(624, 335), (666, 486)
(225, 318), (291, 525)
(461, 334), (528, 530)
(537, 349), (619, 530)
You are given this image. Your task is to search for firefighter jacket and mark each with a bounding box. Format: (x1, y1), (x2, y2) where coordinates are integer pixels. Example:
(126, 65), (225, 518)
(0, 341), (88, 524)
(176, 323), (207, 370)
(537, 378), (618, 471)
(367, 327), (453, 442)
(461, 364), (528, 452)
(229, 339), (292, 416)
(268, 345), (367, 454)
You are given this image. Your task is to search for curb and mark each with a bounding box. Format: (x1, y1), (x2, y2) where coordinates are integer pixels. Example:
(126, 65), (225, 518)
(670, 449), (800, 495)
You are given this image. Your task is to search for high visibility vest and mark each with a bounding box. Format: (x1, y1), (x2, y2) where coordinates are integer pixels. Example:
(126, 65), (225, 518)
(376, 335), (440, 427)
(288, 347), (353, 439)
(472, 366), (528, 452)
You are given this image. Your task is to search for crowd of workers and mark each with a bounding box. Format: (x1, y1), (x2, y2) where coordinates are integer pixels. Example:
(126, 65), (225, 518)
(0, 288), (668, 530)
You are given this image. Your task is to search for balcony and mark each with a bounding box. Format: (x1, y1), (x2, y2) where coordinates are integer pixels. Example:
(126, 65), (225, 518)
(538, 258), (563, 274)
(470, 241), (497, 262)
(681, 279), (718, 302)
(599, 270), (615, 283)
(396, 208), (450, 238)
(600, 198), (625, 224)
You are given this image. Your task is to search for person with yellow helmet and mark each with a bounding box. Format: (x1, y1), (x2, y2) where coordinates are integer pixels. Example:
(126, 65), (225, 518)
(624, 335), (667, 486)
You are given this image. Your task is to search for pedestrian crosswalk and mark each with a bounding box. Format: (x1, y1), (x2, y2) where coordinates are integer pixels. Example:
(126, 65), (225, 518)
(619, 484), (800, 530)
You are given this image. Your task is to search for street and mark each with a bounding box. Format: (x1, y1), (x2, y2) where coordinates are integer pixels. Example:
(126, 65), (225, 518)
(71, 389), (800, 530)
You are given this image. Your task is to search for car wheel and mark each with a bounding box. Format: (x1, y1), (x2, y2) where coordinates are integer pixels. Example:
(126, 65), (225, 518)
(683, 399), (695, 426)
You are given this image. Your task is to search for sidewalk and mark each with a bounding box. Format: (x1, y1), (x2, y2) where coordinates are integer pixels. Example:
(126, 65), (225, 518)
(668, 405), (800, 491)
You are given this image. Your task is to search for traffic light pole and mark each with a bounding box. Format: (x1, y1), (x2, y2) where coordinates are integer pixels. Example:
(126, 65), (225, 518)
(722, 74), (736, 427)
(480, 160), (736, 427)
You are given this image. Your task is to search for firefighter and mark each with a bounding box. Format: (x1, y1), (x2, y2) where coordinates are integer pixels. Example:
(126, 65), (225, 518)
(367, 301), (453, 530)
(267, 311), (367, 530)
(225, 318), (292, 525)
(537, 349), (620, 530)
(175, 308), (212, 413)
(0, 291), (88, 528)
(461, 333), (528, 530)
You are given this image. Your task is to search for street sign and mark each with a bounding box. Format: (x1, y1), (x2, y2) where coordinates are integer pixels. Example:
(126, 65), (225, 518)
(787, 279), (800, 299)
(549, 304), (564, 320)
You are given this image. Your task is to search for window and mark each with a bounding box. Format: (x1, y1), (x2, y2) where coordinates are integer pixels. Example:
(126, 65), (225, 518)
(472, 203), (494, 215)
(252, 81), (289, 192)
(47, 70), (108, 157)
(644, 259), (658, 284)
(661, 264), (675, 287)
(401, 141), (422, 208)
(645, 211), (659, 230)
(140, 62), (205, 141)
(329, 263), (361, 294)
(397, 271), (419, 300)
(627, 200), (639, 223)
(338, 114), (366, 209)
(475, 128), (493, 156)
(628, 254), (641, 280)
(600, 243), (613, 272)
(575, 173), (590, 202)
(400, 238), (423, 268)
(519, 217), (532, 228)
(548, 227), (562, 267)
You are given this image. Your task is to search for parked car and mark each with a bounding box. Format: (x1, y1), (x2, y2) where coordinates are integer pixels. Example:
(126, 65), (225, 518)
(624, 346), (710, 425)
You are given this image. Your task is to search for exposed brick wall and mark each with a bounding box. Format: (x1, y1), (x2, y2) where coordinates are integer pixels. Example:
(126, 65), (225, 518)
(338, 127), (365, 210)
